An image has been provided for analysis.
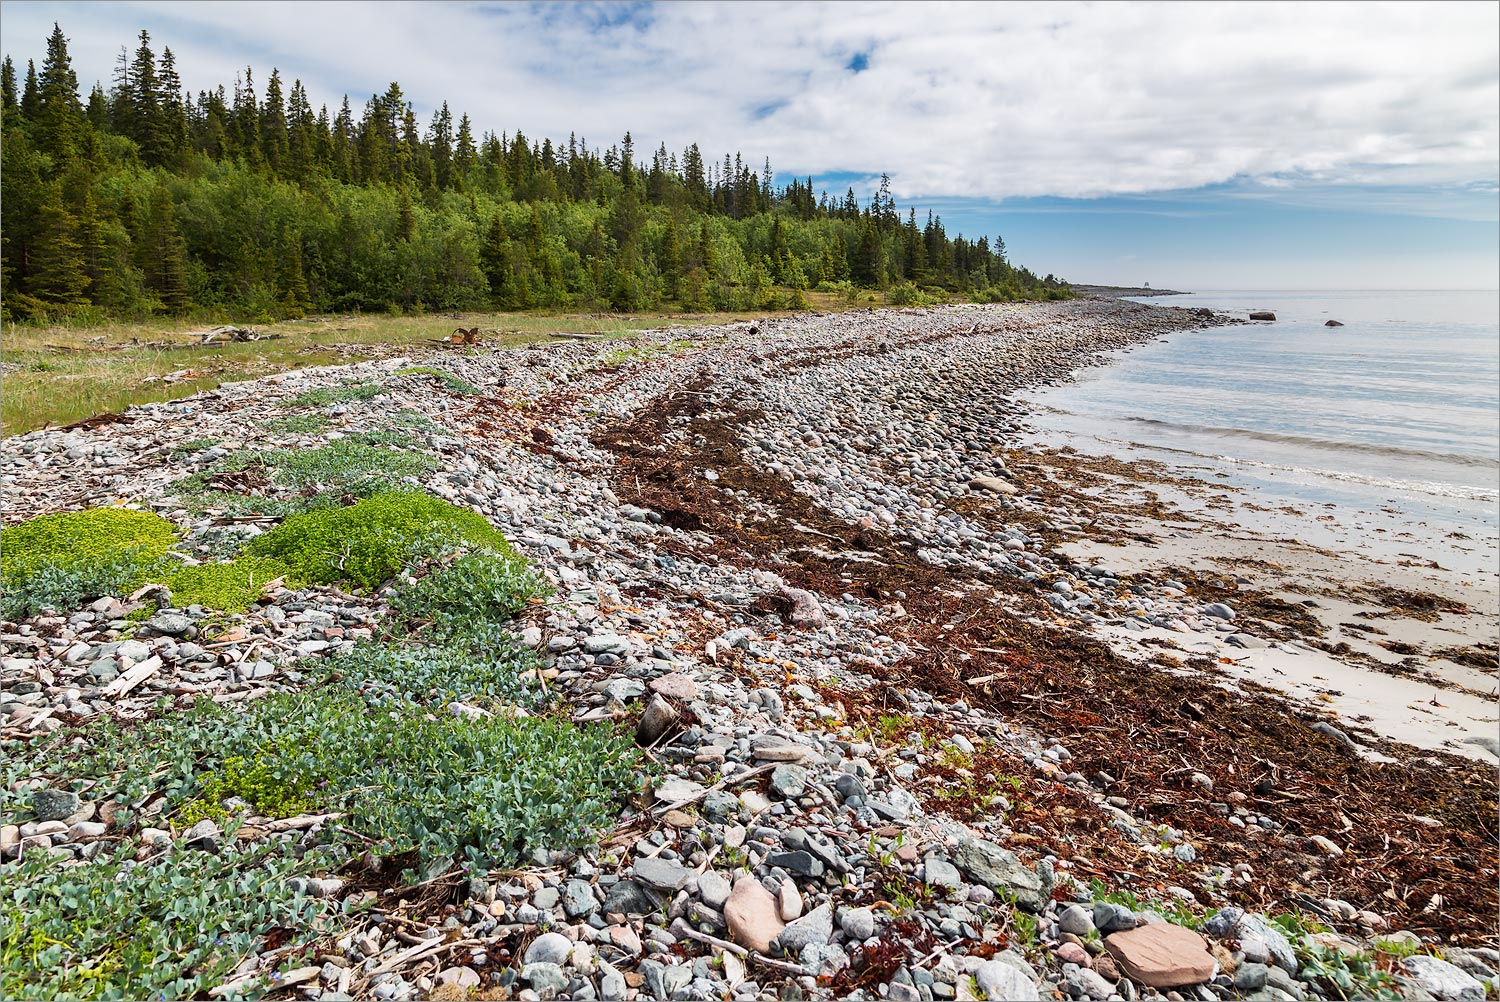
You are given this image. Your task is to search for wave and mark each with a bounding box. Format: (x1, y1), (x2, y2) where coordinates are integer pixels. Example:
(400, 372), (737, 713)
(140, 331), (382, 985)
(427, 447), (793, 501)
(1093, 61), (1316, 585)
(1097, 437), (1500, 503)
(1120, 417), (1500, 471)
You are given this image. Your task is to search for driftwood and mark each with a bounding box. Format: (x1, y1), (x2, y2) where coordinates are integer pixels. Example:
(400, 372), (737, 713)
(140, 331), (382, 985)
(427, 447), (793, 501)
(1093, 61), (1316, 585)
(189, 325), (278, 344)
(551, 331), (609, 340)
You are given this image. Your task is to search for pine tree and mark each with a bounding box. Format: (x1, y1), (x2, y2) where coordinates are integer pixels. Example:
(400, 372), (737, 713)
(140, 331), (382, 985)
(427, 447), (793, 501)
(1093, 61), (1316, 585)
(429, 101), (453, 189)
(261, 69), (289, 176)
(143, 184), (190, 313)
(279, 233), (310, 312)
(36, 23), (83, 161)
(157, 48), (189, 167)
(20, 59), (40, 121)
(129, 30), (167, 165)
(454, 113), (476, 185)
(479, 212), (510, 300)
(660, 216), (682, 298)
(28, 181), (90, 306)
(1, 57), (17, 117)
(396, 184), (416, 240)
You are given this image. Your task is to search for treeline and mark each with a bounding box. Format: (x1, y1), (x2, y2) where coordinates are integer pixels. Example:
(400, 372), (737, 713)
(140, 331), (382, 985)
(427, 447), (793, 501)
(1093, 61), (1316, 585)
(0, 23), (1069, 322)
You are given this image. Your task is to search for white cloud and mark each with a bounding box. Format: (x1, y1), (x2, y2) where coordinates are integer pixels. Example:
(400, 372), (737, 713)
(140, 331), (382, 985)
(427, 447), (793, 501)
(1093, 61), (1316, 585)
(3, 0), (1496, 203)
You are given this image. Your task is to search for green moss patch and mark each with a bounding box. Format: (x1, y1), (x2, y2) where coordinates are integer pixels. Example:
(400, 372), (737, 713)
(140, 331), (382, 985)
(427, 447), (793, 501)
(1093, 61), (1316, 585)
(2, 508), (293, 619)
(1, 508), (176, 620)
(246, 491), (511, 592)
(162, 556), (291, 613)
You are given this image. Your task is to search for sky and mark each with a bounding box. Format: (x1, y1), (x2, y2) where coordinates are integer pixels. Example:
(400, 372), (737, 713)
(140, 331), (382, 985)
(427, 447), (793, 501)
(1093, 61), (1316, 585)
(3, 1), (1497, 289)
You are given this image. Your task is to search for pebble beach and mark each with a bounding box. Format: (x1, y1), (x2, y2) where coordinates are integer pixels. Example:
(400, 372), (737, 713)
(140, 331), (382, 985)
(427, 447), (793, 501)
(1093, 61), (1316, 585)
(2, 297), (1496, 1001)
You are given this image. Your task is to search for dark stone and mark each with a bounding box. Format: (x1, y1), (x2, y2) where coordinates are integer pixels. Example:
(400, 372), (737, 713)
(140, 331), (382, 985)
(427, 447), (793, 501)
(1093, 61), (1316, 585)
(603, 879), (659, 916)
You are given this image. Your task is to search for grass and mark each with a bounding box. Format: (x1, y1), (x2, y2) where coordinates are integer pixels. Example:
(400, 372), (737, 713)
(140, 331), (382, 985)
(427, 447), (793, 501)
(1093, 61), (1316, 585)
(0, 295), (859, 436)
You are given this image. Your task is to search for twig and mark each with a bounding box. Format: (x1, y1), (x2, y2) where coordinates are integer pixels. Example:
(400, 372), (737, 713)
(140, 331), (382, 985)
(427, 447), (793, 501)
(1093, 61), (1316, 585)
(364, 936), (481, 977)
(749, 952), (806, 975)
(682, 928), (748, 956)
(653, 763), (776, 816)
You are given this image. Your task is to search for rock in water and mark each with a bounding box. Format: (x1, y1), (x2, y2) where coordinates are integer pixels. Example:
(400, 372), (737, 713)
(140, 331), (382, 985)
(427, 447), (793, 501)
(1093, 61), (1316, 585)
(725, 876), (784, 952)
(1324, 319), (1344, 327)
(1248, 311), (1276, 321)
(1104, 923), (1217, 988)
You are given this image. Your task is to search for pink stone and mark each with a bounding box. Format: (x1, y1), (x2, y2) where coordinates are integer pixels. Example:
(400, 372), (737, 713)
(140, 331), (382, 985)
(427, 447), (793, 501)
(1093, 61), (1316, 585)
(649, 672), (699, 701)
(1055, 942), (1092, 967)
(1104, 924), (1216, 988)
(725, 877), (785, 953)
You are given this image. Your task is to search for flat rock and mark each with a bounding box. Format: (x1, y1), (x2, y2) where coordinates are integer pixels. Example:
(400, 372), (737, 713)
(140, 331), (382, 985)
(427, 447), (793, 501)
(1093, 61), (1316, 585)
(633, 856), (692, 891)
(952, 838), (1046, 911)
(31, 789), (80, 822)
(973, 960), (1040, 1001)
(1402, 955), (1486, 1002)
(648, 672), (698, 701)
(654, 777), (707, 803)
(1104, 923), (1217, 988)
(776, 902), (833, 953)
(725, 875), (784, 953)
(968, 476), (1018, 495)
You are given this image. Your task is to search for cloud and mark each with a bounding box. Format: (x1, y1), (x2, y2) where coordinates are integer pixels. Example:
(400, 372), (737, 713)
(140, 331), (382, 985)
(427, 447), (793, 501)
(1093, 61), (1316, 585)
(3, 0), (1496, 206)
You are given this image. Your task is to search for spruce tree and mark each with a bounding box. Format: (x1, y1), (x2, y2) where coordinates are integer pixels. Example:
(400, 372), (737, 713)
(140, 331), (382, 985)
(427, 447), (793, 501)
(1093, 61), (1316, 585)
(21, 59), (40, 121)
(261, 69), (288, 176)
(143, 184), (190, 313)
(28, 181), (90, 306)
(36, 23), (82, 161)
(1, 57), (17, 117)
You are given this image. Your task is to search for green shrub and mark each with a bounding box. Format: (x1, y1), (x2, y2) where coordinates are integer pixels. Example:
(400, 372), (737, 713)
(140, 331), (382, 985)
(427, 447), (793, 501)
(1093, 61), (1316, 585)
(328, 640), (544, 709)
(0, 840), (341, 1001)
(0, 509), (177, 619)
(172, 441), (434, 517)
(162, 556), (291, 612)
(288, 381), (384, 408)
(247, 491), (510, 591)
(4, 684), (642, 873)
(393, 366), (482, 395)
(392, 551), (545, 642)
(885, 282), (931, 307)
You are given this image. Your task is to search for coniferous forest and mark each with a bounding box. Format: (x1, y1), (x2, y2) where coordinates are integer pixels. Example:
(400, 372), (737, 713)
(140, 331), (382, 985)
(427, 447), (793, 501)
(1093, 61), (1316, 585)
(0, 23), (1069, 323)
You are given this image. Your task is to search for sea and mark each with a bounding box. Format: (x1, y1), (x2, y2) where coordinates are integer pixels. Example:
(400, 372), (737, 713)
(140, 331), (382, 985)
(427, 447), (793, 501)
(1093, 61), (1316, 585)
(1022, 289), (1500, 574)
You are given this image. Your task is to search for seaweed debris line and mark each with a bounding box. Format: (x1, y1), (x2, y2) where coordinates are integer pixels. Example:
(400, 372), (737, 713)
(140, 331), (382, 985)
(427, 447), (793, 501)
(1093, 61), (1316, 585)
(3, 298), (1495, 1002)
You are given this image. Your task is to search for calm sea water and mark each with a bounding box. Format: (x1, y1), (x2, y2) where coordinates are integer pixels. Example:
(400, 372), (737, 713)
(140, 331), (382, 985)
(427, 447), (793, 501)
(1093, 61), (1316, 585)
(1024, 290), (1500, 543)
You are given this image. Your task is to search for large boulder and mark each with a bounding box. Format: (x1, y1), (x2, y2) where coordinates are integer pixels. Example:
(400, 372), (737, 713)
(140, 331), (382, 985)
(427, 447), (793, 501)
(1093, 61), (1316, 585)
(1248, 311), (1276, 321)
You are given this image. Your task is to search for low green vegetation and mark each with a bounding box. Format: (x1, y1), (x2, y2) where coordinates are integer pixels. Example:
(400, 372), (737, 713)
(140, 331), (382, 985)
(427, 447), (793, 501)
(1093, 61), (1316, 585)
(266, 413), (328, 435)
(0, 507), (290, 619)
(171, 440), (435, 516)
(287, 381), (385, 408)
(392, 543), (547, 644)
(1, 839), (347, 1002)
(328, 639), (543, 710)
(393, 365), (483, 395)
(246, 491), (511, 592)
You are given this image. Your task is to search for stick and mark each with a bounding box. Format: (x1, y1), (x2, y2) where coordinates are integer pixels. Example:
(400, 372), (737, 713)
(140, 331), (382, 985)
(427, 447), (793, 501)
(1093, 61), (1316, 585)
(365, 936), (481, 977)
(653, 763), (776, 816)
(682, 928), (748, 957)
(749, 952), (807, 975)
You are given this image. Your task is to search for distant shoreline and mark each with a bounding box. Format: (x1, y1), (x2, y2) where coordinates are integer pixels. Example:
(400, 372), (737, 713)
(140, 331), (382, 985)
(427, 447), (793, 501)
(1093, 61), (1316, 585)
(1071, 284), (1189, 297)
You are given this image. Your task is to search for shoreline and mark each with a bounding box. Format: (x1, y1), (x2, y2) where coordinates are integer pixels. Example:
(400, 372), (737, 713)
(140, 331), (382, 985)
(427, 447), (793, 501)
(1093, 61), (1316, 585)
(2, 299), (1496, 999)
